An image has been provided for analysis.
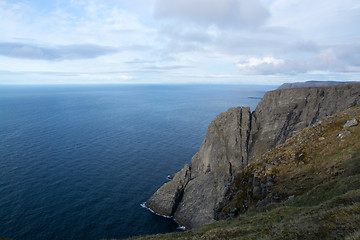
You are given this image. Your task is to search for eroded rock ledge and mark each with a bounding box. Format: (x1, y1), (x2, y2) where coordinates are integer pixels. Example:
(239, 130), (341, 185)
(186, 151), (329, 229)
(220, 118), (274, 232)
(146, 83), (360, 228)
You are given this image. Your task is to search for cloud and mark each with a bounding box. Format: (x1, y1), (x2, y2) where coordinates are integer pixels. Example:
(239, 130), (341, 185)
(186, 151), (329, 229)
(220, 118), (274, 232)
(236, 57), (284, 74)
(0, 0), (359, 85)
(142, 64), (193, 71)
(0, 70), (134, 84)
(160, 24), (214, 44)
(0, 0), (153, 46)
(154, 0), (269, 29)
(236, 47), (360, 75)
(0, 42), (118, 60)
(125, 59), (194, 72)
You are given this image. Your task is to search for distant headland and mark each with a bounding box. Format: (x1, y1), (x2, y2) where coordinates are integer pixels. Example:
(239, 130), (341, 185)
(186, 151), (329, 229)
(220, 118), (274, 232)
(277, 80), (356, 89)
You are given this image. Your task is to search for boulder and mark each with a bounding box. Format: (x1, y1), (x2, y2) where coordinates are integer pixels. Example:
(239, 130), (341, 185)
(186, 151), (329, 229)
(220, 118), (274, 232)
(338, 131), (351, 140)
(343, 118), (358, 128)
(145, 164), (190, 216)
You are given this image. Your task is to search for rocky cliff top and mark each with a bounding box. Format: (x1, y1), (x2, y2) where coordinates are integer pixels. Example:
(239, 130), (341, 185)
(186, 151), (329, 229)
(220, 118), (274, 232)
(277, 81), (356, 89)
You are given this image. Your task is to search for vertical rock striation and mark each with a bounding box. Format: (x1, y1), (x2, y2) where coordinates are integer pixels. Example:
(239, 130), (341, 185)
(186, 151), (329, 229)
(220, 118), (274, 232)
(146, 83), (360, 228)
(174, 107), (252, 227)
(249, 84), (360, 159)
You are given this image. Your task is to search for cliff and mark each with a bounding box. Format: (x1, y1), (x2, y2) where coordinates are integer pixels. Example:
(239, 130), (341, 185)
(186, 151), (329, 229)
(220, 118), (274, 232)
(145, 83), (360, 228)
(277, 81), (356, 89)
(132, 100), (360, 240)
(249, 84), (360, 159)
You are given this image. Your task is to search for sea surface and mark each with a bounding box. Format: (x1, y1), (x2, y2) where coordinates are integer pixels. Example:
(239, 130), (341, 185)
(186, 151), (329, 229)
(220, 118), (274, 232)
(0, 84), (275, 240)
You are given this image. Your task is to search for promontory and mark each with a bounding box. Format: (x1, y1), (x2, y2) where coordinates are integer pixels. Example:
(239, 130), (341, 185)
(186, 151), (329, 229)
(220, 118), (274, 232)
(145, 83), (360, 229)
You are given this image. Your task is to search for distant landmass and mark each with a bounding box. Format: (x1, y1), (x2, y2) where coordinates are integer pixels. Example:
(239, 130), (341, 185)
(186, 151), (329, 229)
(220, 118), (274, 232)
(277, 80), (356, 89)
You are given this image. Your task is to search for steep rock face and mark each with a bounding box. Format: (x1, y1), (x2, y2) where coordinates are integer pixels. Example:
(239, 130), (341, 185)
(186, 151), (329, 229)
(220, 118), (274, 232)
(174, 107), (251, 227)
(146, 107), (251, 227)
(249, 84), (360, 159)
(146, 83), (360, 228)
(191, 107), (251, 177)
(145, 164), (190, 216)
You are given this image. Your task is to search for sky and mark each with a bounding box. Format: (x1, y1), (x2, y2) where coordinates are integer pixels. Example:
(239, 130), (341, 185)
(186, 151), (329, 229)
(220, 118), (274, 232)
(0, 0), (359, 85)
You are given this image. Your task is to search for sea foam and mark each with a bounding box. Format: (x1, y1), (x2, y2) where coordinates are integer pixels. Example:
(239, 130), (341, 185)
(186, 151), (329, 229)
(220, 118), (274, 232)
(140, 202), (186, 230)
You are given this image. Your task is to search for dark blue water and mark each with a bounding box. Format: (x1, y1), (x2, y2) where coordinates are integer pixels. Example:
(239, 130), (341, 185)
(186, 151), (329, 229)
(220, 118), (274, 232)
(0, 84), (275, 240)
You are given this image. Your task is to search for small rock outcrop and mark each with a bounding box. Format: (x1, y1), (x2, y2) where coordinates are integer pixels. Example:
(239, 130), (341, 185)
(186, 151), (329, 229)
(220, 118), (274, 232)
(146, 83), (360, 228)
(145, 164), (190, 216)
(343, 118), (358, 128)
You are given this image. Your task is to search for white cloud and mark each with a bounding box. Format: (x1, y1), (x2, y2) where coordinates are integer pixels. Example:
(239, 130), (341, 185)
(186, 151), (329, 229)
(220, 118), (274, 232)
(0, 0), (153, 46)
(236, 57), (284, 74)
(0, 42), (118, 60)
(269, 0), (360, 39)
(154, 0), (269, 29)
(236, 48), (360, 75)
(0, 0), (359, 84)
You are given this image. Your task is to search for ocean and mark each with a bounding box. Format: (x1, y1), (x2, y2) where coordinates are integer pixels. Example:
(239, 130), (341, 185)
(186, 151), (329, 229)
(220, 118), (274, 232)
(0, 84), (275, 240)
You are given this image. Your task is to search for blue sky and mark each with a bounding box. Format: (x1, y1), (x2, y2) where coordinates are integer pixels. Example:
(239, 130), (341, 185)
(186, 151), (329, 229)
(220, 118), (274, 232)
(0, 0), (359, 85)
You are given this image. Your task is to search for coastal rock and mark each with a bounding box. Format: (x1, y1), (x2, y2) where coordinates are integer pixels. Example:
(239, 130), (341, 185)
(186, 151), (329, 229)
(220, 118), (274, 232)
(338, 131), (351, 140)
(146, 83), (360, 228)
(249, 84), (360, 159)
(343, 118), (358, 128)
(145, 164), (190, 216)
(147, 107), (252, 228)
(175, 107), (252, 228)
(191, 107), (251, 177)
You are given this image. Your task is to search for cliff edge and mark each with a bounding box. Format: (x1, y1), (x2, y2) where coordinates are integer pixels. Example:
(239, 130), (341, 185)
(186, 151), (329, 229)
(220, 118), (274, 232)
(277, 80), (356, 89)
(145, 83), (360, 228)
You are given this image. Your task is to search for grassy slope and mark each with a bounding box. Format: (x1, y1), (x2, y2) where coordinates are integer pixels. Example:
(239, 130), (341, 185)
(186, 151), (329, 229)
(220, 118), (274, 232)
(129, 105), (360, 240)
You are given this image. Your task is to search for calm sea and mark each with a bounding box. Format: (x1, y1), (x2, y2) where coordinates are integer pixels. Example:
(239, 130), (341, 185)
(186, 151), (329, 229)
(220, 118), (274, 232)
(0, 84), (275, 240)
